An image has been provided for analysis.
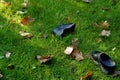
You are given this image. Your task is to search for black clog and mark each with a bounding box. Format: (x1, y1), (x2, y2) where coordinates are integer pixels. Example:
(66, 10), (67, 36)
(53, 23), (75, 36)
(91, 51), (116, 74)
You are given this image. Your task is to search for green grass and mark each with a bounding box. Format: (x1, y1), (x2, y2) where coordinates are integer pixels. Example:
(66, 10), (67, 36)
(0, 0), (120, 80)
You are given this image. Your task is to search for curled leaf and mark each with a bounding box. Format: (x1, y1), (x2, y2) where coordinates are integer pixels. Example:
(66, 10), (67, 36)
(93, 21), (110, 30)
(21, 16), (35, 25)
(64, 38), (84, 61)
(19, 31), (33, 39)
(64, 46), (74, 55)
(99, 21), (110, 30)
(80, 71), (92, 80)
(100, 30), (111, 37)
(72, 46), (84, 61)
(36, 55), (53, 64)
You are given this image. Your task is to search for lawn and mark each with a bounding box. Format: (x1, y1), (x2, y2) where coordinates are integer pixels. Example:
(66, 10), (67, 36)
(0, 0), (120, 80)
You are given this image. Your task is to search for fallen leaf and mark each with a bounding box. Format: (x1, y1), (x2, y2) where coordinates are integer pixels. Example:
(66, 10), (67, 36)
(72, 46), (84, 61)
(72, 38), (84, 61)
(96, 38), (102, 43)
(36, 55), (53, 64)
(21, 16), (35, 25)
(72, 38), (79, 47)
(5, 52), (11, 58)
(65, 16), (70, 21)
(64, 46), (74, 55)
(99, 21), (110, 30)
(19, 31), (33, 38)
(35, 55), (41, 60)
(64, 38), (84, 61)
(82, 0), (92, 3)
(3, 2), (11, 7)
(40, 33), (49, 38)
(100, 30), (111, 37)
(1, 0), (11, 7)
(0, 73), (3, 78)
(80, 71), (92, 80)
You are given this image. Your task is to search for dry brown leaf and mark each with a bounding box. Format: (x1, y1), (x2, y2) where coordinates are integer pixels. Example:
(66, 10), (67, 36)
(65, 16), (70, 21)
(19, 31), (33, 38)
(1, 0), (11, 7)
(64, 38), (84, 61)
(21, 16), (35, 25)
(96, 38), (102, 43)
(80, 71), (92, 80)
(99, 21), (110, 30)
(64, 46), (74, 55)
(39, 55), (53, 64)
(72, 46), (84, 61)
(100, 30), (111, 37)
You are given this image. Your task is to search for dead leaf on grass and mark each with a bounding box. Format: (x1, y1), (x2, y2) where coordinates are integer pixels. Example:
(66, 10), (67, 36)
(40, 33), (49, 38)
(80, 71), (92, 80)
(64, 38), (84, 61)
(64, 46), (74, 55)
(22, 0), (28, 8)
(1, 0), (11, 7)
(19, 31), (33, 38)
(82, 0), (92, 3)
(100, 30), (111, 37)
(35, 55), (53, 64)
(5, 52), (11, 58)
(99, 21), (110, 30)
(96, 38), (102, 43)
(0, 73), (3, 78)
(21, 16), (35, 25)
(93, 21), (110, 30)
(65, 16), (70, 21)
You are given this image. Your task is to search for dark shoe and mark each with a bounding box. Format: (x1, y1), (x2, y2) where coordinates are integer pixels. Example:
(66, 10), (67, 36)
(91, 51), (116, 74)
(91, 51), (102, 64)
(99, 53), (116, 74)
(53, 23), (75, 36)
(99, 53), (116, 68)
